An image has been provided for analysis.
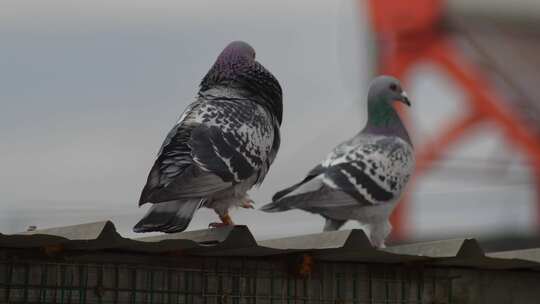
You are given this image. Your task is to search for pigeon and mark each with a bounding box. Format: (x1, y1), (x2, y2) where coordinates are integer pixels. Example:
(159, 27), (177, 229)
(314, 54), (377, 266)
(134, 41), (283, 233)
(261, 75), (414, 248)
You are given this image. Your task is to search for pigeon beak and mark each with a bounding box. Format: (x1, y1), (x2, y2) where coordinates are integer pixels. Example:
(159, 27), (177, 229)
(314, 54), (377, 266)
(399, 91), (411, 107)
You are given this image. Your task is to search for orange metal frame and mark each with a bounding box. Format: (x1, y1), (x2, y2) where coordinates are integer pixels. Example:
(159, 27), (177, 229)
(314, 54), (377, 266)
(365, 0), (540, 240)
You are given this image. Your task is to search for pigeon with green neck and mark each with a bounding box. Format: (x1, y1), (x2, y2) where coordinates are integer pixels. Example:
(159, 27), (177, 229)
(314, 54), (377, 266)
(261, 75), (414, 248)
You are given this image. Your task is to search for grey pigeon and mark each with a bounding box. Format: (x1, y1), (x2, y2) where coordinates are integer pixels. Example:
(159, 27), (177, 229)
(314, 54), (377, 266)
(134, 41), (282, 233)
(261, 76), (414, 248)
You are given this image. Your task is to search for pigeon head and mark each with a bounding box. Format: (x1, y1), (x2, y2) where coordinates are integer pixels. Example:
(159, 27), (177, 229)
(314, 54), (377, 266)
(365, 75), (411, 133)
(200, 41), (256, 88)
(200, 41), (283, 124)
(218, 41), (256, 61)
(368, 75), (410, 108)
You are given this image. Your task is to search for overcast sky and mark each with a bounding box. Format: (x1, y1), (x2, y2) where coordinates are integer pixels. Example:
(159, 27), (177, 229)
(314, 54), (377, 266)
(1, 0), (535, 241)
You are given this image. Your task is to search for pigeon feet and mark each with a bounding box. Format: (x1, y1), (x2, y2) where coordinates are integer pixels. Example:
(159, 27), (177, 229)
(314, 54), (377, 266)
(209, 213), (234, 228)
(209, 222), (230, 228)
(240, 197), (255, 209)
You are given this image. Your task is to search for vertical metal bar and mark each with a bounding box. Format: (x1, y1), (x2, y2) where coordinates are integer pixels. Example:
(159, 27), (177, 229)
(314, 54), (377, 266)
(232, 261), (238, 304)
(432, 272), (436, 301)
(285, 268), (291, 304)
(218, 269), (223, 304)
(400, 270), (406, 304)
(253, 260), (258, 304)
(163, 270), (168, 304)
(78, 265), (84, 304)
(40, 264), (49, 302)
(67, 265), (74, 304)
(416, 272), (423, 304)
(23, 263), (30, 303)
(191, 270), (195, 304)
(319, 266), (323, 304)
(368, 269), (373, 304)
(184, 271), (189, 304)
(60, 265), (66, 304)
(238, 258), (249, 304)
(448, 278), (453, 304)
(97, 265), (103, 304)
(162, 270), (166, 304)
(113, 266), (119, 304)
(245, 258), (250, 304)
(193, 269), (196, 304)
(385, 270), (389, 304)
(167, 270), (173, 304)
(50, 264), (60, 303)
(78, 265), (83, 304)
(79, 265), (88, 304)
(176, 271), (181, 304)
(228, 260), (233, 304)
(214, 258), (220, 304)
(352, 268), (357, 304)
(84, 265), (90, 304)
(202, 265), (207, 304)
(131, 268), (137, 304)
(53, 263), (59, 303)
(294, 271), (298, 304)
(239, 259), (245, 304)
(4, 262), (13, 302)
(216, 259), (222, 304)
(149, 270), (155, 304)
(269, 267), (274, 304)
(303, 275), (307, 304)
(334, 268), (339, 304)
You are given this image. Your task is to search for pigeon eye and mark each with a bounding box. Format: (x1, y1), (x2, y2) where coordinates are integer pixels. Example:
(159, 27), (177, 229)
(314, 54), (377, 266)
(389, 84), (398, 92)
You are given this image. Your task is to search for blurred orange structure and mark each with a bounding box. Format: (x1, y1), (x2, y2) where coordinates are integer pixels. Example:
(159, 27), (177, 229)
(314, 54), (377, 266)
(366, 0), (540, 240)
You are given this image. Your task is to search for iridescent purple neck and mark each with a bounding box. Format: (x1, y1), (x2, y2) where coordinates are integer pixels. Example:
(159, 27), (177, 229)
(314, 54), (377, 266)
(200, 41), (255, 90)
(198, 41), (283, 124)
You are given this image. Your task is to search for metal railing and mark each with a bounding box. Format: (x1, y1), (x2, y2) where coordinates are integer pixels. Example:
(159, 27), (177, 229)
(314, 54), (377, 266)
(0, 260), (456, 304)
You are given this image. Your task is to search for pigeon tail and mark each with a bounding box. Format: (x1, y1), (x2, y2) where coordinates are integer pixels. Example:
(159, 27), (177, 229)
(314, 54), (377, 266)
(259, 201), (292, 213)
(261, 191), (322, 213)
(272, 169), (322, 201)
(272, 182), (303, 201)
(133, 199), (203, 233)
(263, 177), (326, 213)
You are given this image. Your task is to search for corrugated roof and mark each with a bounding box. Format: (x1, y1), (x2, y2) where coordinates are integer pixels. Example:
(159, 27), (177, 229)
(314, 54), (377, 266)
(2, 221), (540, 271)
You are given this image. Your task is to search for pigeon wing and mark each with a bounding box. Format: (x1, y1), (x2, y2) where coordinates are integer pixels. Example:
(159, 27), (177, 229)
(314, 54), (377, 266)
(322, 136), (413, 205)
(139, 101), (231, 205)
(189, 97), (278, 185)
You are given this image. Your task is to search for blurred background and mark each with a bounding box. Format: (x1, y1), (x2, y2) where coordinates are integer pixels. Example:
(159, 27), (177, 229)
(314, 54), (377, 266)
(2, 0), (540, 250)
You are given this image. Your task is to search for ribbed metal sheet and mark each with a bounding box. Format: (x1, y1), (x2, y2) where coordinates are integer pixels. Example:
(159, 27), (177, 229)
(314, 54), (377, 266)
(2, 221), (540, 271)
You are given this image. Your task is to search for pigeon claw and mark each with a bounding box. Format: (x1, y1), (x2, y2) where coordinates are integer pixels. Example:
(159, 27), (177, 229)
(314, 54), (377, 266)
(220, 213), (234, 225)
(209, 212), (234, 228)
(209, 222), (230, 228)
(240, 198), (255, 209)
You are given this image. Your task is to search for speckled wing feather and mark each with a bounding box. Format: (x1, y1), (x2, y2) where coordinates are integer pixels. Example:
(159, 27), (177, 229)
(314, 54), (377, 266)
(320, 135), (414, 205)
(189, 93), (278, 184)
(263, 134), (414, 213)
(139, 91), (279, 205)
